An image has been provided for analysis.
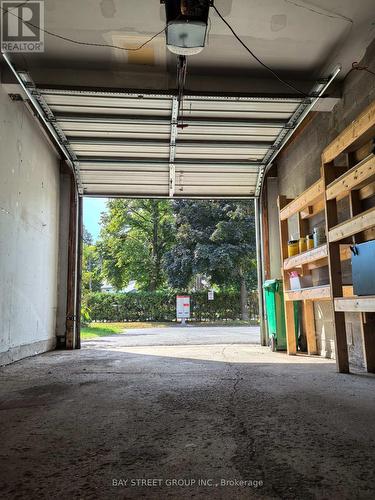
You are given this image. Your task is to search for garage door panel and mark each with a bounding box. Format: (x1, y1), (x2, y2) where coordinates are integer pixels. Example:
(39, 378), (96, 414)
(79, 162), (169, 172)
(84, 184), (170, 196)
(36, 88), (304, 197)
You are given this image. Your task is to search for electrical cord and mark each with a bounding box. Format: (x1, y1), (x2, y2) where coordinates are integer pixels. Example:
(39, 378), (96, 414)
(212, 4), (309, 97)
(0, 4), (166, 52)
(283, 0), (353, 24)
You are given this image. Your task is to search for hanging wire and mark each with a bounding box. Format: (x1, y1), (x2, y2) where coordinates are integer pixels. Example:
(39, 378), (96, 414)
(0, 3), (166, 52)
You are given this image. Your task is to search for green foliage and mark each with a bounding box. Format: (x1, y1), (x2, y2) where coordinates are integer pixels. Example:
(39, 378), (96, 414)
(97, 199), (175, 291)
(83, 225), (94, 245)
(85, 291), (259, 323)
(82, 244), (102, 292)
(164, 200), (257, 307)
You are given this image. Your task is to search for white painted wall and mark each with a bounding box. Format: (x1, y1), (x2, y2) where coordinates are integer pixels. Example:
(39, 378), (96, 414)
(0, 80), (61, 364)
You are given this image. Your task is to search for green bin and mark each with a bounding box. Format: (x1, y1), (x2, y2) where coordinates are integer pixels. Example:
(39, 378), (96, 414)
(263, 280), (300, 352)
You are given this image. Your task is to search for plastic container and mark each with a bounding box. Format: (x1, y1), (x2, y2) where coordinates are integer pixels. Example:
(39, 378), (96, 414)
(313, 226), (326, 248)
(288, 240), (299, 257)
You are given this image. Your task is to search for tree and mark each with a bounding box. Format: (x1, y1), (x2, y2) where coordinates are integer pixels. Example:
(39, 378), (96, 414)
(164, 200), (257, 319)
(97, 199), (175, 291)
(83, 225), (93, 245)
(81, 227), (102, 292)
(82, 244), (102, 292)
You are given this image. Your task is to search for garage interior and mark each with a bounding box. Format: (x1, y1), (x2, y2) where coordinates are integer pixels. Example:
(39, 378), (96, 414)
(1, 0), (375, 497)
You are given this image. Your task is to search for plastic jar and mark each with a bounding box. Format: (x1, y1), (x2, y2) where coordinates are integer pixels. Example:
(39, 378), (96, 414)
(313, 226), (326, 248)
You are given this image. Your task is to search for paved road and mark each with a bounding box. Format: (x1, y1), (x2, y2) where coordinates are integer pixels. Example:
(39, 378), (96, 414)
(84, 325), (261, 348)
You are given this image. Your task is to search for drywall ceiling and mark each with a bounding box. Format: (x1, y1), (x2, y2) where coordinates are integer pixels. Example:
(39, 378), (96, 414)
(5, 0), (375, 94)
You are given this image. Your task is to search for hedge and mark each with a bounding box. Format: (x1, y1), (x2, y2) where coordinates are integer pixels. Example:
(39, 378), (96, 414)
(84, 290), (259, 323)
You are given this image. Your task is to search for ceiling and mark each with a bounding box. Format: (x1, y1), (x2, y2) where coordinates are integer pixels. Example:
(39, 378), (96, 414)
(5, 0), (374, 93)
(2, 0), (375, 198)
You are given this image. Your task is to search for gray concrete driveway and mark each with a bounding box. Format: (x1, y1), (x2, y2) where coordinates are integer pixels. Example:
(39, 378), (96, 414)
(84, 325), (261, 348)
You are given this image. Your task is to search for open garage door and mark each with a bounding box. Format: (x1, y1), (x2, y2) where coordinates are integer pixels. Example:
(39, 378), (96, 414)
(5, 59), (338, 200)
(26, 85), (317, 198)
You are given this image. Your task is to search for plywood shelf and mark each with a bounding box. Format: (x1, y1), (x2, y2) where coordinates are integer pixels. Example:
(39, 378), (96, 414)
(326, 155), (375, 201)
(283, 244), (328, 270)
(283, 244), (352, 270)
(279, 179), (324, 221)
(284, 285), (331, 302)
(334, 296), (375, 313)
(328, 206), (375, 243)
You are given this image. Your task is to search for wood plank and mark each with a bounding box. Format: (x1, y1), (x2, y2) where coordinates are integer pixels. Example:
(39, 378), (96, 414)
(352, 141), (375, 163)
(364, 227), (375, 241)
(284, 285), (331, 302)
(328, 206), (375, 242)
(300, 198), (325, 219)
(334, 296), (375, 313)
(359, 180), (375, 201)
(278, 195), (297, 355)
(284, 301), (297, 355)
(349, 189), (365, 244)
(284, 244), (328, 270)
(326, 155), (375, 200)
(280, 179), (324, 220)
(303, 300), (318, 355)
(323, 163), (350, 373)
(322, 101), (375, 164)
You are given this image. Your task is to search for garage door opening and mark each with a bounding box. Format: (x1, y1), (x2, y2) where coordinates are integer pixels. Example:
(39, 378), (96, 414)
(80, 196), (261, 345)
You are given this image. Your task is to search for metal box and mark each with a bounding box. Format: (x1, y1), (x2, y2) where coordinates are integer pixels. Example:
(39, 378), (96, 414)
(352, 240), (375, 296)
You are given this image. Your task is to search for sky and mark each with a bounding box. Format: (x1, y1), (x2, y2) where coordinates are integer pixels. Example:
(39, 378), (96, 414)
(83, 197), (108, 242)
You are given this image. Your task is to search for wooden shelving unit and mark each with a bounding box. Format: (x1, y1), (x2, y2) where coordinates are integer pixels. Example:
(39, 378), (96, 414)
(278, 179), (329, 356)
(277, 101), (375, 370)
(322, 100), (375, 373)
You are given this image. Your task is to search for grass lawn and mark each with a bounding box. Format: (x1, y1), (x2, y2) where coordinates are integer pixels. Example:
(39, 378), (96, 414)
(81, 320), (259, 340)
(81, 322), (173, 340)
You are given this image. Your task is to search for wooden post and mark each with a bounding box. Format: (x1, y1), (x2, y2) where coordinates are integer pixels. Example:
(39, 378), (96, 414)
(278, 195), (297, 355)
(323, 163), (349, 373)
(302, 300), (318, 355)
(298, 211), (317, 354)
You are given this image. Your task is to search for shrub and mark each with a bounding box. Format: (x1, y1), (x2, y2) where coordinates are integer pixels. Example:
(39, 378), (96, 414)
(85, 290), (259, 323)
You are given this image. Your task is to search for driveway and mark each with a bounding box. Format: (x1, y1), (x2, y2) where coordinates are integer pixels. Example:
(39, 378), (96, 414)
(84, 325), (261, 348)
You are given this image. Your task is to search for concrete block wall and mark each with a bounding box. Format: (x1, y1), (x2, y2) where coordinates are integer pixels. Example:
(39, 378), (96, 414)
(0, 76), (61, 365)
(267, 38), (375, 369)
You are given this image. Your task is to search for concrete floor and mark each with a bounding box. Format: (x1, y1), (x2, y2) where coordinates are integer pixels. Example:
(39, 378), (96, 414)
(1, 327), (375, 499)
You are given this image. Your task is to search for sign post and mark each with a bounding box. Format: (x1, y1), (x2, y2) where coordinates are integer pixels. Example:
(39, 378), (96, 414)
(176, 295), (190, 325)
